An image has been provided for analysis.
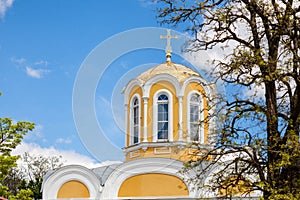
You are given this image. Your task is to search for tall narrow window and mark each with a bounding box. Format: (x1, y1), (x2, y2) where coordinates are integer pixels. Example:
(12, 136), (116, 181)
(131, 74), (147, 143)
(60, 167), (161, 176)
(157, 94), (169, 140)
(189, 94), (201, 141)
(133, 98), (139, 144)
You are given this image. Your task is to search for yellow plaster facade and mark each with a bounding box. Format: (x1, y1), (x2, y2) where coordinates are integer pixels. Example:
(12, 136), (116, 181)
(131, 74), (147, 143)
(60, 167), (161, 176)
(118, 173), (189, 197)
(57, 180), (90, 199)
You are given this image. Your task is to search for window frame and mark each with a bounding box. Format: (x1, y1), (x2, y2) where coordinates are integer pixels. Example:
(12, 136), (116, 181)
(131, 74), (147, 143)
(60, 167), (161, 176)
(187, 91), (204, 143)
(153, 89), (173, 142)
(130, 94), (141, 145)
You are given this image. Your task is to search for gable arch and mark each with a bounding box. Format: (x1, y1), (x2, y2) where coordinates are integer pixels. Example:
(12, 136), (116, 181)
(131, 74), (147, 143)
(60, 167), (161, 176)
(181, 76), (215, 98)
(123, 79), (143, 104)
(101, 158), (199, 199)
(143, 74), (181, 98)
(42, 165), (100, 200)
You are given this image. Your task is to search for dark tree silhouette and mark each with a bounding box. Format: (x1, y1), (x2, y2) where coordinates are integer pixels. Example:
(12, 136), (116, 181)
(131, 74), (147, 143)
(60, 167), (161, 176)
(156, 0), (300, 199)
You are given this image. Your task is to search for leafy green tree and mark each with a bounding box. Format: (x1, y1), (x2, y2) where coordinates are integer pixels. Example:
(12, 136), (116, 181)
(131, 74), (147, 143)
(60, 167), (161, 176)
(0, 118), (34, 198)
(0, 92), (35, 198)
(18, 153), (63, 199)
(4, 153), (63, 199)
(3, 167), (24, 195)
(9, 189), (33, 200)
(156, 0), (300, 199)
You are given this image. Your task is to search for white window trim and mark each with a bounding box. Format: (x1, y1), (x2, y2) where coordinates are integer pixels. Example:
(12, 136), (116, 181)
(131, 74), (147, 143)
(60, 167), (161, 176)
(153, 89), (173, 142)
(187, 91), (204, 143)
(130, 94), (141, 145)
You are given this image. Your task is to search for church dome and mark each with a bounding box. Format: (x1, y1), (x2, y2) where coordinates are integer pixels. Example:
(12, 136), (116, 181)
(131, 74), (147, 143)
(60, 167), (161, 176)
(136, 61), (201, 84)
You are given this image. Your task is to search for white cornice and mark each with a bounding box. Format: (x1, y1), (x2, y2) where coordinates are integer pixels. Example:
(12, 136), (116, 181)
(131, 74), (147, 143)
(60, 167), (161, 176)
(122, 141), (214, 153)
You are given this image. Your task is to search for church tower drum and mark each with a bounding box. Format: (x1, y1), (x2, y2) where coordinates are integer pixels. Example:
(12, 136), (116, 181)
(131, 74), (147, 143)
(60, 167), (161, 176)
(122, 30), (216, 162)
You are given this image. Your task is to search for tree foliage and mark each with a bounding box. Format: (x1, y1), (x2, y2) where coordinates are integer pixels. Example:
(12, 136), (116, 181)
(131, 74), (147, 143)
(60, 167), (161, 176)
(0, 91), (35, 199)
(0, 117), (34, 198)
(3, 153), (63, 199)
(0, 118), (34, 181)
(156, 0), (300, 199)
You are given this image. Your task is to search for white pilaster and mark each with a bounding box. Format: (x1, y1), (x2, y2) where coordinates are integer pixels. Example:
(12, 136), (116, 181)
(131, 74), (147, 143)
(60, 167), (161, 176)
(124, 104), (128, 147)
(178, 96), (183, 141)
(143, 97), (148, 142)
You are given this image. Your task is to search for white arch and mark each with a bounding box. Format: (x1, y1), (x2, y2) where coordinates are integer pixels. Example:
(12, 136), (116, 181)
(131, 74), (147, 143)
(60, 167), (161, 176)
(143, 74), (181, 98)
(122, 79), (143, 104)
(101, 158), (198, 199)
(181, 76), (215, 98)
(152, 89), (173, 142)
(42, 165), (100, 200)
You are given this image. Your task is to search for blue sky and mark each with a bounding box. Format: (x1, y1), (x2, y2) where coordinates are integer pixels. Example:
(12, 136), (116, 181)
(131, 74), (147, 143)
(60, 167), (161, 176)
(1, 0), (224, 166)
(0, 0), (197, 164)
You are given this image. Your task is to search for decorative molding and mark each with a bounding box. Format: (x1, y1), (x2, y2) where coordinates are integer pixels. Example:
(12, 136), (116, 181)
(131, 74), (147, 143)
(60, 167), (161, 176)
(154, 147), (171, 154)
(122, 141), (188, 154)
(129, 150), (141, 158)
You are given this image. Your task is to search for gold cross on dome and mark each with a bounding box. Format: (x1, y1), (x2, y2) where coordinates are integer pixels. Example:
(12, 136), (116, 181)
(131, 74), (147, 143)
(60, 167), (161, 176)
(160, 29), (178, 62)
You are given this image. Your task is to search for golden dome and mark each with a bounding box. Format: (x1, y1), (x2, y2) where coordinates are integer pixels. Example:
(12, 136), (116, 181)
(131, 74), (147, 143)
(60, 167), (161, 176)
(136, 62), (200, 84)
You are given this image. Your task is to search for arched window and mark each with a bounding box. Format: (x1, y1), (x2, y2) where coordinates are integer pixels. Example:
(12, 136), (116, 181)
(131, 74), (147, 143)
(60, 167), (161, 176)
(153, 89), (173, 142)
(133, 98), (139, 144)
(157, 94), (169, 140)
(130, 95), (140, 145)
(188, 93), (203, 142)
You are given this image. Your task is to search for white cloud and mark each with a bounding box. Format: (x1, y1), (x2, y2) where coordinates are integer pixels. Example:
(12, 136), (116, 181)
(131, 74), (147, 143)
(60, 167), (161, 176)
(34, 60), (49, 66)
(24, 124), (47, 143)
(11, 57), (26, 64)
(0, 0), (14, 18)
(25, 66), (50, 79)
(56, 137), (72, 144)
(243, 84), (265, 99)
(12, 142), (121, 168)
(138, 0), (157, 7)
(10, 57), (51, 78)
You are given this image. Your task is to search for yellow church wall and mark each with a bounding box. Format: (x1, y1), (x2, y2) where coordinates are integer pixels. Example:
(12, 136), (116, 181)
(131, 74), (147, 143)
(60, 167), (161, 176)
(183, 82), (209, 144)
(118, 173), (189, 197)
(125, 146), (201, 162)
(57, 180), (90, 198)
(127, 86), (144, 147)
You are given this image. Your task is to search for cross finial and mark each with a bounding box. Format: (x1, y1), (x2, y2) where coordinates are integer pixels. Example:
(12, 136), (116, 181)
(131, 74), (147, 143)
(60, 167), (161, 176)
(160, 29), (178, 62)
